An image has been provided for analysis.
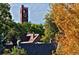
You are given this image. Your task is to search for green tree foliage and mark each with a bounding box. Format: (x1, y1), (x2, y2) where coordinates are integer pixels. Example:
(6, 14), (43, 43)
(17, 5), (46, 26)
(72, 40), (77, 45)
(0, 4), (20, 43)
(30, 23), (44, 36)
(0, 3), (44, 45)
(0, 3), (12, 34)
(21, 22), (44, 37)
(0, 3), (13, 46)
(0, 3), (28, 48)
(21, 22), (31, 33)
(41, 13), (59, 43)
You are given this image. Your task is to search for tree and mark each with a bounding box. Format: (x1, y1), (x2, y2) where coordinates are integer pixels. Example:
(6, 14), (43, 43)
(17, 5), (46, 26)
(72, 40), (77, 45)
(30, 23), (44, 37)
(41, 13), (59, 43)
(0, 3), (12, 46)
(21, 22), (31, 33)
(20, 22), (44, 37)
(0, 3), (26, 46)
(51, 3), (79, 54)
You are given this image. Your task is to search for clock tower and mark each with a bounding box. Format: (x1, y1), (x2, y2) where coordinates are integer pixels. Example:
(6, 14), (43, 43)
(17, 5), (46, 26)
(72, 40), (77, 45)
(20, 5), (28, 23)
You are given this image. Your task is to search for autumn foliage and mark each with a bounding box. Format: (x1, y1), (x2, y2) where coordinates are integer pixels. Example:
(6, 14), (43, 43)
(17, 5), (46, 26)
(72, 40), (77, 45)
(51, 4), (79, 54)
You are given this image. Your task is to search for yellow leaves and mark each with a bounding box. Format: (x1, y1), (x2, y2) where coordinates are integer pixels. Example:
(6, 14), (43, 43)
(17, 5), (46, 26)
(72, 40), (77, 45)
(51, 4), (79, 54)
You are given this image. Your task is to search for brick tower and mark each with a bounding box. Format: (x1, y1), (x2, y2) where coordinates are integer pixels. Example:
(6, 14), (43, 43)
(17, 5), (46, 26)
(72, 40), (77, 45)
(20, 5), (28, 23)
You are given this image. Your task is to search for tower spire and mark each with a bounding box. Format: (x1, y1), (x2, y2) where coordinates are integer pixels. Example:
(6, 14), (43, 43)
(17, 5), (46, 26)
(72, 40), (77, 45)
(20, 5), (28, 23)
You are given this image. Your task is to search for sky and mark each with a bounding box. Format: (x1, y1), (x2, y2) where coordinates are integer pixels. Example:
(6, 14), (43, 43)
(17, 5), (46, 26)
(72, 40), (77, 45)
(10, 3), (50, 24)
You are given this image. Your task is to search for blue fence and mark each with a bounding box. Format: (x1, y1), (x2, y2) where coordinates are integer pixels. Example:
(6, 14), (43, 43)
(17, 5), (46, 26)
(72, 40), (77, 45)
(20, 43), (57, 55)
(0, 47), (4, 54)
(0, 43), (57, 55)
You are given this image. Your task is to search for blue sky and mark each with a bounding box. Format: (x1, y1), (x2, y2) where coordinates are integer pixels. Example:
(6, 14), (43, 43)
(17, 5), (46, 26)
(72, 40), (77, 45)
(10, 3), (50, 24)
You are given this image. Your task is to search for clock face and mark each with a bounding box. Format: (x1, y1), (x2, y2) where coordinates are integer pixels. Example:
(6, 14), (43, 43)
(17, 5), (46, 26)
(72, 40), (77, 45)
(23, 9), (25, 13)
(23, 10), (27, 18)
